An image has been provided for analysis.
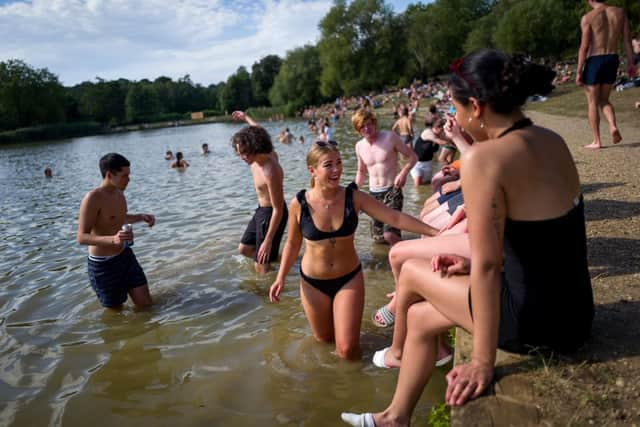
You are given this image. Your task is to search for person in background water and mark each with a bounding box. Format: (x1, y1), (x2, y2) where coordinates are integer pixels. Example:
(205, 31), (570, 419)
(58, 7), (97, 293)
(164, 150), (173, 160)
(44, 167), (53, 178)
(77, 153), (156, 309)
(202, 143), (210, 155)
(391, 106), (414, 145)
(576, 0), (636, 149)
(342, 49), (593, 426)
(231, 110), (288, 274)
(352, 109), (417, 246)
(409, 117), (448, 186)
(171, 152), (190, 168)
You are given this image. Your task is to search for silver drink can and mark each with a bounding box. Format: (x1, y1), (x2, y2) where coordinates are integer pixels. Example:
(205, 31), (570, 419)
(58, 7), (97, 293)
(121, 224), (133, 246)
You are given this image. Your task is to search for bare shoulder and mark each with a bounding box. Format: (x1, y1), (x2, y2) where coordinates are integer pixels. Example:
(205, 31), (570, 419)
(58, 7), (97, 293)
(82, 187), (105, 205)
(608, 5), (624, 16)
(263, 157), (284, 179)
(288, 195), (301, 216)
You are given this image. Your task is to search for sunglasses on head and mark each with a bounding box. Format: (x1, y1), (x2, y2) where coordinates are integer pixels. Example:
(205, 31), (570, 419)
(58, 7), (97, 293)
(314, 140), (338, 147)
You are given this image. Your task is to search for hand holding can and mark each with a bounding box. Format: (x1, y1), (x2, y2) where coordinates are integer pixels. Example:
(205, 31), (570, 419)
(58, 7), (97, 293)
(121, 224), (134, 247)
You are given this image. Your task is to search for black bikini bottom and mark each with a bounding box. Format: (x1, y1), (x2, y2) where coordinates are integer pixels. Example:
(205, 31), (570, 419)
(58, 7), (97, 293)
(300, 264), (362, 298)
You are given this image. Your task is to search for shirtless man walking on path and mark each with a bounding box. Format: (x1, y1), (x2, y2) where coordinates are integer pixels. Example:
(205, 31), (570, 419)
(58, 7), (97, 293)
(352, 108), (417, 246)
(77, 153), (156, 308)
(232, 111), (288, 274)
(577, 0), (636, 149)
(391, 106), (414, 146)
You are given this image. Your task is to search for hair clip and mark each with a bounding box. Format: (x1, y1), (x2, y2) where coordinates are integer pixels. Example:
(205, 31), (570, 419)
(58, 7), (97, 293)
(450, 58), (464, 74)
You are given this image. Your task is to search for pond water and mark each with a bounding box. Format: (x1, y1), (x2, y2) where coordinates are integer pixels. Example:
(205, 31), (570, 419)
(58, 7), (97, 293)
(0, 118), (446, 426)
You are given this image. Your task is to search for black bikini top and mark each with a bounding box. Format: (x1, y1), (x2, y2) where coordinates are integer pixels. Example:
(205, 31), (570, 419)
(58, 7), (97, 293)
(296, 182), (359, 241)
(497, 117), (533, 138)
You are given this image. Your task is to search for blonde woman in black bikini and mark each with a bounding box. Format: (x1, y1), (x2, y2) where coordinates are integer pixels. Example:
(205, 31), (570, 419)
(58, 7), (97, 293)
(269, 141), (437, 360)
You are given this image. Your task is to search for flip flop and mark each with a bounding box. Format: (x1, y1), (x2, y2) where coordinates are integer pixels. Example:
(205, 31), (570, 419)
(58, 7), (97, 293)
(436, 352), (453, 367)
(374, 347), (450, 368)
(341, 412), (375, 427)
(372, 347), (394, 369)
(371, 305), (394, 327)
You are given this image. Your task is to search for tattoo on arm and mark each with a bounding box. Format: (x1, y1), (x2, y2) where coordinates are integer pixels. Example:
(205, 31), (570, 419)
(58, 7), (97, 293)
(491, 198), (503, 242)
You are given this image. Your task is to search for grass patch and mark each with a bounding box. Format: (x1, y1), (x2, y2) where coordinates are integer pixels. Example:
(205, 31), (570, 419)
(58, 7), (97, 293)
(427, 402), (450, 427)
(525, 84), (640, 126)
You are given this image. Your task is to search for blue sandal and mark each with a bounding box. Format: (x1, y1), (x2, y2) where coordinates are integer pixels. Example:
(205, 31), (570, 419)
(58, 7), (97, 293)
(372, 305), (395, 327)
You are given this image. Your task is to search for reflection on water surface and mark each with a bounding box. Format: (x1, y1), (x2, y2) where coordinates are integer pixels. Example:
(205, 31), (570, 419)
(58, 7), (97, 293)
(0, 120), (444, 426)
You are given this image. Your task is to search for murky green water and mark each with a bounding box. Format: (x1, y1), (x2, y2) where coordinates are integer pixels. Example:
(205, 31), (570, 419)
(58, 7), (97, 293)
(0, 119), (445, 426)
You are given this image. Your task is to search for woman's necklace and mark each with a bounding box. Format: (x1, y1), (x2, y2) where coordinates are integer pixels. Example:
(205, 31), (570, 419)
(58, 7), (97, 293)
(314, 191), (338, 247)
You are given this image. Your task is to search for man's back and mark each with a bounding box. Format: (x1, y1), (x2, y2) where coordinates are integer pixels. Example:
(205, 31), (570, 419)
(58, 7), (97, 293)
(584, 5), (625, 56)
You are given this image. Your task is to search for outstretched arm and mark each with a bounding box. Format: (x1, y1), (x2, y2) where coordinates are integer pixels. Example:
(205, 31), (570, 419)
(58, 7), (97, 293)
(231, 110), (259, 127)
(356, 190), (438, 237)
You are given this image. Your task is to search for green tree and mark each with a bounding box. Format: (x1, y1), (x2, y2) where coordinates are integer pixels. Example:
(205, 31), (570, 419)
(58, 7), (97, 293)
(219, 66), (253, 112)
(404, 0), (491, 79)
(251, 55), (282, 107)
(125, 82), (161, 123)
(493, 0), (580, 58)
(0, 59), (66, 131)
(318, 0), (406, 96)
(78, 78), (128, 125)
(269, 45), (323, 111)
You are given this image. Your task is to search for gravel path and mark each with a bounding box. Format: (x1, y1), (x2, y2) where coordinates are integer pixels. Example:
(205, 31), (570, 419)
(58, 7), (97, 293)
(522, 110), (640, 425)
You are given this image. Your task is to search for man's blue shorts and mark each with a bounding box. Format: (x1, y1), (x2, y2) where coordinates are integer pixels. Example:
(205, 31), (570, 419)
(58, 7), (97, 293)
(87, 247), (147, 307)
(582, 54), (619, 85)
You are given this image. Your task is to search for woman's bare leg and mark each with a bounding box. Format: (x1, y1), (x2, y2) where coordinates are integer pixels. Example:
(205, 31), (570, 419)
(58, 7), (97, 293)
(384, 234), (469, 316)
(384, 259), (473, 367)
(333, 271), (365, 360)
(374, 300), (468, 426)
(300, 280), (335, 343)
(422, 203), (452, 230)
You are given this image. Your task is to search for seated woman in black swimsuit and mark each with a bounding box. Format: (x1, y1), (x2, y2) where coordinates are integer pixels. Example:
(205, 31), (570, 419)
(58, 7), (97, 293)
(269, 141), (437, 360)
(342, 49), (593, 426)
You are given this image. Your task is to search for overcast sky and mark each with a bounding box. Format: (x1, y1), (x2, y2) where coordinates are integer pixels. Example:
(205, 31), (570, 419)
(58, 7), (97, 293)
(0, 0), (418, 87)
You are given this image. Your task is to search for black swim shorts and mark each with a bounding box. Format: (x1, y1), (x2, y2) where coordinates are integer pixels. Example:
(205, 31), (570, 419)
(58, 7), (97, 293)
(240, 203), (288, 263)
(582, 54), (619, 85)
(87, 247), (147, 308)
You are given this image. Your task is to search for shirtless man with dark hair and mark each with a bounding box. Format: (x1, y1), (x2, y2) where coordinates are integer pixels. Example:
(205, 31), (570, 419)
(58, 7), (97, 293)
(77, 153), (155, 308)
(577, 0), (636, 149)
(391, 106), (414, 145)
(231, 111), (288, 274)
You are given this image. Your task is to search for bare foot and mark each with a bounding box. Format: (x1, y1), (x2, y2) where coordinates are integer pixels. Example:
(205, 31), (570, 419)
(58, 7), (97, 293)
(384, 348), (402, 368)
(611, 129), (622, 144)
(584, 143), (601, 149)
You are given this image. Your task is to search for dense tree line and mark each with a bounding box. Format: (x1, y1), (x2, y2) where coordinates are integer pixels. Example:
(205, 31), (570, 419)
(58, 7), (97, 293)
(1, 0), (638, 133)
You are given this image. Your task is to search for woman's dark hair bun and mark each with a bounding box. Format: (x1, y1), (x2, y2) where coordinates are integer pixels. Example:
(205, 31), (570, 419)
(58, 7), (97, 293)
(497, 53), (556, 112)
(450, 49), (556, 114)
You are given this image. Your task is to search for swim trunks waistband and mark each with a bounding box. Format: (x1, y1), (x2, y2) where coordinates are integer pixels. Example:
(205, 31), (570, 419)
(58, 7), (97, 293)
(369, 185), (392, 194)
